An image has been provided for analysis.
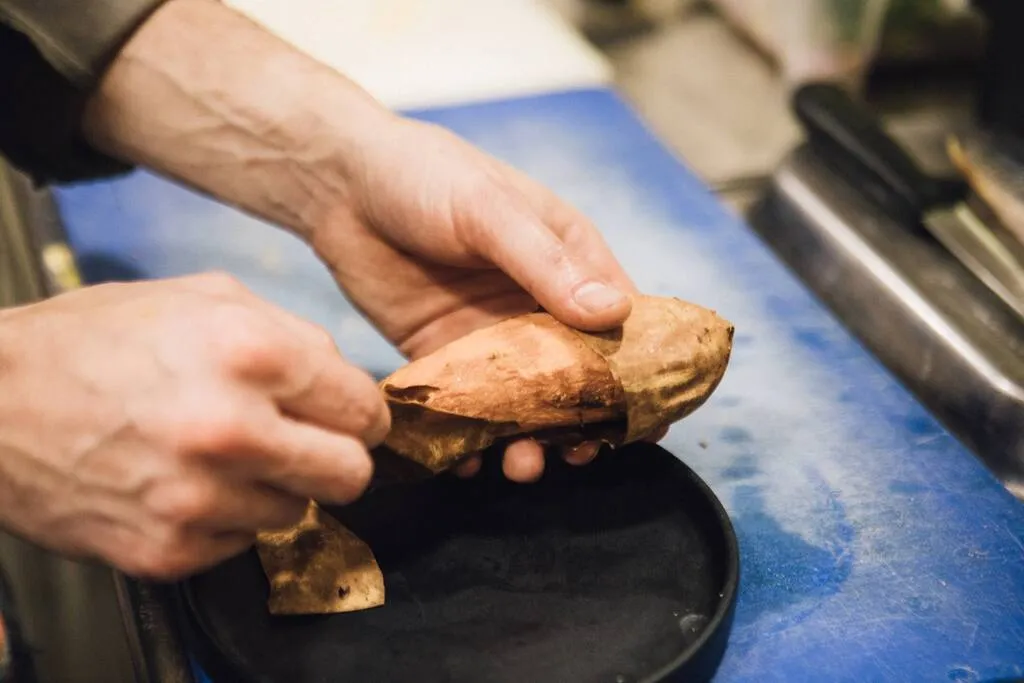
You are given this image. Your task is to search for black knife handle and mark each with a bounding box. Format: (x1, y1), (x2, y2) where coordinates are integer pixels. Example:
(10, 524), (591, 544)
(792, 82), (964, 220)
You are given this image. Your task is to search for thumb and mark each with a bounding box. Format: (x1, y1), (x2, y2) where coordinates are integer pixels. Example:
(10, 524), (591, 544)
(471, 192), (632, 332)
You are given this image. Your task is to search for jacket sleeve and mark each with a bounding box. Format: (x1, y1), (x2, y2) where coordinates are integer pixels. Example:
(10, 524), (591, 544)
(0, 0), (169, 185)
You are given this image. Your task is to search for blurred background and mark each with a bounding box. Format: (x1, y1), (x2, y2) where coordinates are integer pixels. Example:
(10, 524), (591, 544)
(547, 0), (986, 211)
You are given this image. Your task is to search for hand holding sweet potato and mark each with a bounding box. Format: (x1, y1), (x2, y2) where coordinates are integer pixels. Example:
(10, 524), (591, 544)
(258, 294), (734, 615)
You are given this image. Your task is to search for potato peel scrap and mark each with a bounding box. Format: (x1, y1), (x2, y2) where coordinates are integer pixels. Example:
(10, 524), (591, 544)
(255, 294), (734, 616)
(255, 501), (384, 616)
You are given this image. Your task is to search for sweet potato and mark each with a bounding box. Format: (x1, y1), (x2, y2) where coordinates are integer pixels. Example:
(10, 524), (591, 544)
(257, 294), (733, 616)
(381, 294), (734, 471)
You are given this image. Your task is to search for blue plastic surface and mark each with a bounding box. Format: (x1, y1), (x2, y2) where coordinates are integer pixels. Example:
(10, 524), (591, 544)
(53, 87), (1024, 682)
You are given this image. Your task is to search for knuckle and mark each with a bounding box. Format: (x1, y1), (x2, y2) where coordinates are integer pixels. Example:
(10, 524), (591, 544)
(454, 179), (508, 238)
(225, 335), (283, 378)
(147, 482), (218, 525)
(540, 240), (571, 271)
(206, 308), (279, 364)
(174, 400), (253, 455)
(124, 538), (192, 581)
(350, 394), (391, 445)
(463, 175), (505, 206)
(274, 325), (336, 394)
(119, 550), (157, 579)
(326, 366), (390, 443)
(191, 271), (247, 295)
(554, 213), (591, 244)
(307, 325), (337, 353)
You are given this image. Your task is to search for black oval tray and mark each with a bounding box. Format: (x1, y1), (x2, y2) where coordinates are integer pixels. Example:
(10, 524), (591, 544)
(173, 443), (739, 683)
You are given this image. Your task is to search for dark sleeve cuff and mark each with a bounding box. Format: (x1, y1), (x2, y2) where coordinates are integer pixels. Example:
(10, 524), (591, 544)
(0, 0), (170, 185)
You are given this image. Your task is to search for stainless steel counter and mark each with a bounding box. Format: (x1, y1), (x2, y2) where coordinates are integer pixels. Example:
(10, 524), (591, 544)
(749, 143), (1024, 497)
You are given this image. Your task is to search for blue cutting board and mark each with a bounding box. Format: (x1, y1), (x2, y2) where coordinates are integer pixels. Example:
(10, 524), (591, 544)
(53, 87), (1024, 682)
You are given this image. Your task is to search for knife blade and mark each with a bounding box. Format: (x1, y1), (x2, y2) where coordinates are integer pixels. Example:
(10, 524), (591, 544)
(792, 82), (1024, 322)
(949, 128), (1024, 250)
(920, 196), (1024, 320)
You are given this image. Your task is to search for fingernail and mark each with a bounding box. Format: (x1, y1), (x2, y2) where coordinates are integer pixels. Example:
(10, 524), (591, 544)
(565, 442), (599, 465)
(573, 281), (627, 314)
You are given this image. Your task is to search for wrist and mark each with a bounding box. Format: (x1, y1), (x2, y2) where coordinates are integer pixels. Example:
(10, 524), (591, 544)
(80, 0), (398, 241)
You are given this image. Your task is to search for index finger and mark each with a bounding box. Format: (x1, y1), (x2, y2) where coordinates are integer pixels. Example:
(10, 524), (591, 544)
(214, 406), (377, 505)
(275, 354), (391, 448)
(195, 285), (391, 446)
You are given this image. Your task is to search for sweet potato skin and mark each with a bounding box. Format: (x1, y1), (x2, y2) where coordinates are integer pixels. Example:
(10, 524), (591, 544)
(256, 501), (385, 615)
(381, 295), (734, 471)
(254, 295), (734, 617)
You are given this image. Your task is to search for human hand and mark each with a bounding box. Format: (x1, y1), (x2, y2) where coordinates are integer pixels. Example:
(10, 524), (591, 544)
(310, 117), (667, 481)
(78, 0), (666, 483)
(0, 273), (388, 580)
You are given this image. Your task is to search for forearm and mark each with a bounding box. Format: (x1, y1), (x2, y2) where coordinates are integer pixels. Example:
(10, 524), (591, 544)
(81, 0), (396, 240)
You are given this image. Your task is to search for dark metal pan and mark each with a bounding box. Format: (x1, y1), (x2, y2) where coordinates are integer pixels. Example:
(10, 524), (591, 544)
(173, 442), (739, 683)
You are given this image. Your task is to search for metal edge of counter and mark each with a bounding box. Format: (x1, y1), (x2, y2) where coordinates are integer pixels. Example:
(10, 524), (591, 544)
(0, 160), (196, 683)
(0, 164), (48, 306)
(747, 142), (1024, 498)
